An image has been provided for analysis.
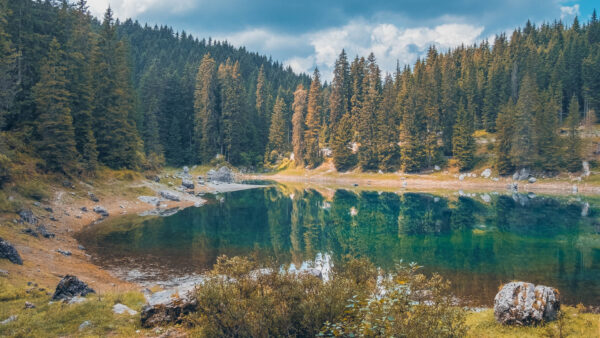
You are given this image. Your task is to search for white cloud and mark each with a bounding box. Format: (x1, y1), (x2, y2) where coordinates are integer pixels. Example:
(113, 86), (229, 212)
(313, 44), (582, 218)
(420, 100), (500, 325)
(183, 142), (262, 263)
(86, 0), (197, 19)
(560, 4), (580, 19)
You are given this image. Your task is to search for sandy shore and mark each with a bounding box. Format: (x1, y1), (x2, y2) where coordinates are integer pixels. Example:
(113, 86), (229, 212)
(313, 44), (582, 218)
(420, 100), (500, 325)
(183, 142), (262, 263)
(0, 179), (261, 293)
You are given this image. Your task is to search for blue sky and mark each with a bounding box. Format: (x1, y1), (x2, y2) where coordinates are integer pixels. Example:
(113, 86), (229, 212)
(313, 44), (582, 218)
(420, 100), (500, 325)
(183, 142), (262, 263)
(86, 0), (597, 80)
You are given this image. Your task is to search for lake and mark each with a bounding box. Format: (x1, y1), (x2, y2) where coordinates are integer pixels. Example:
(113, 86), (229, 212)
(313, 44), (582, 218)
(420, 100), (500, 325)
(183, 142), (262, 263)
(76, 185), (600, 306)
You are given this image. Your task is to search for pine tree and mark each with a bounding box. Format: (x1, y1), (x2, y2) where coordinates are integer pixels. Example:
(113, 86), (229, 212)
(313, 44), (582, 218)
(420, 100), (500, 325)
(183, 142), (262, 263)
(255, 64), (270, 152)
(0, 0), (17, 130)
(292, 84), (307, 166)
(534, 90), (561, 172)
(33, 38), (77, 172)
(331, 113), (357, 171)
(511, 74), (538, 170)
(452, 102), (476, 171)
(219, 60), (246, 164)
(193, 53), (219, 163)
(495, 100), (516, 175)
(304, 68), (322, 168)
(329, 50), (350, 135)
(266, 95), (288, 161)
(564, 95), (582, 172)
(377, 74), (400, 171)
(583, 46), (600, 115)
(357, 53), (381, 171)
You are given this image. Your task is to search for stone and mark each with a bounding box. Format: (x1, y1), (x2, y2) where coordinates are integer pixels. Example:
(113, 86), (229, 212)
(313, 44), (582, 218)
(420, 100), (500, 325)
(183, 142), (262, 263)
(1, 315), (17, 325)
(512, 168), (531, 181)
(113, 303), (138, 315)
(87, 192), (99, 202)
(459, 174), (465, 181)
(80, 207), (88, 212)
(573, 185), (578, 193)
(481, 168), (492, 178)
(78, 245), (86, 251)
(434, 165), (441, 171)
(24, 301), (35, 309)
(160, 190), (180, 202)
(22, 228), (39, 238)
(138, 196), (161, 205)
(37, 225), (55, 239)
(140, 286), (198, 328)
(49, 216), (58, 222)
(582, 202), (590, 217)
(52, 275), (95, 301)
(183, 166), (190, 174)
(402, 181), (407, 188)
(181, 178), (194, 190)
(481, 194), (491, 203)
(79, 320), (92, 331)
(57, 249), (72, 256)
(207, 166), (234, 183)
(583, 161), (590, 177)
(508, 182), (518, 191)
(19, 209), (37, 225)
(0, 269), (8, 277)
(44, 206), (53, 213)
(528, 177), (537, 183)
(62, 180), (74, 188)
(93, 206), (109, 217)
(0, 238), (23, 265)
(494, 282), (560, 325)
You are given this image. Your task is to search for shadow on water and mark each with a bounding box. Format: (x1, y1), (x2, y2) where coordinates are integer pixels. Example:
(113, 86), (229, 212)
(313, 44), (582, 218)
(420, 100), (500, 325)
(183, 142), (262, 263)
(76, 186), (600, 306)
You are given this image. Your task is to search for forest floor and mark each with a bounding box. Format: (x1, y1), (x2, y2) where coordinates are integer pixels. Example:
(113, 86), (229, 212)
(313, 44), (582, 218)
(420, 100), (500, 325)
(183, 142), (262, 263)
(249, 158), (600, 195)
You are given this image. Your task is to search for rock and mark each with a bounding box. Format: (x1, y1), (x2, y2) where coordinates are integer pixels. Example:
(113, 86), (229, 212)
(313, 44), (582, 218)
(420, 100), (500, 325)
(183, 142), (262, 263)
(434, 165), (441, 171)
(160, 190), (180, 202)
(582, 202), (590, 217)
(68, 296), (87, 304)
(24, 301), (35, 309)
(494, 282), (560, 325)
(183, 166), (189, 174)
(49, 216), (58, 222)
(33, 201), (41, 207)
(0, 315), (17, 325)
(93, 206), (109, 217)
(459, 174), (465, 181)
(402, 181), (407, 188)
(52, 275), (95, 301)
(583, 161), (590, 177)
(62, 180), (74, 188)
(181, 178), (194, 190)
(352, 183), (358, 187)
(80, 207), (88, 212)
(138, 196), (161, 205)
(207, 166), (234, 183)
(0, 238), (23, 265)
(78, 245), (86, 251)
(0, 269), (8, 277)
(508, 182), (518, 192)
(512, 168), (531, 181)
(481, 194), (491, 203)
(37, 225), (55, 239)
(141, 286), (198, 328)
(57, 249), (72, 256)
(19, 209), (37, 225)
(79, 320), (92, 331)
(481, 168), (492, 178)
(113, 303), (138, 315)
(528, 177), (537, 183)
(492, 177), (499, 181)
(22, 228), (39, 238)
(573, 185), (578, 193)
(87, 192), (99, 202)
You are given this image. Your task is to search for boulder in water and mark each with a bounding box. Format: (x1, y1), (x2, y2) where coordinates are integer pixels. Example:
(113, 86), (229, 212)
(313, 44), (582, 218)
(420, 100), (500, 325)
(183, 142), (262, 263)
(52, 275), (95, 301)
(0, 238), (23, 265)
(494, 282), (560, 325)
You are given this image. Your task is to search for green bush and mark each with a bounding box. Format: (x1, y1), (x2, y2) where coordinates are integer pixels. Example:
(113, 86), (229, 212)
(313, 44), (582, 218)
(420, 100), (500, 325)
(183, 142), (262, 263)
(187, 256), (466, 338)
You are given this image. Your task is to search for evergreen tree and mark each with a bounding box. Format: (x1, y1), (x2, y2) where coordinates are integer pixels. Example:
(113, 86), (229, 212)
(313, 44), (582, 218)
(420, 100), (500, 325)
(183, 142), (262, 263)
(193, 53), (219, 163)
(266, 95), (288, 161)
(583, 46), (600, 115)
(33, 38), (77, 172)
(452, 101), (476, 170)
(292, 84), (307, 166)
(534, 90), (561, 172)
(0, 0), (17, 130)
(564, 95), (582, 172)
(357, 53), (381, 171)
(255, 64), (270, 153)
(219, 60), (246, 164)
(304, 68), (322, 168)
(377, 74), (400, 171)
(329, 49), (350, 135)
(511, 74), (538, 169)
(495, 100), (516, 175)
(331, 113), (357, 171)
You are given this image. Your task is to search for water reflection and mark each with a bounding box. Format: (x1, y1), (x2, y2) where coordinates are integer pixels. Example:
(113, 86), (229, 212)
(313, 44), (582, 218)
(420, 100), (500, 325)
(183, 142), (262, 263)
(77, 186), (600, 306)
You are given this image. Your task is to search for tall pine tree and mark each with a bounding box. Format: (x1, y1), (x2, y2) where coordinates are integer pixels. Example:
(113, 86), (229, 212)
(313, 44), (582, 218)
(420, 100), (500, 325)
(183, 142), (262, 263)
(304, 68), (322, 168)
(193, 53), (219, 163)
(292, 84), (307, 166)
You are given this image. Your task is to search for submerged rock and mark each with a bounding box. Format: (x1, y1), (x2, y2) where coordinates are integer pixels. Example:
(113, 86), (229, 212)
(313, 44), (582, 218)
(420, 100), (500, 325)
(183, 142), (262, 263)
(494, 282), (560, 325)
(52, 275), (95, 301)
(0, 238), (23, 265)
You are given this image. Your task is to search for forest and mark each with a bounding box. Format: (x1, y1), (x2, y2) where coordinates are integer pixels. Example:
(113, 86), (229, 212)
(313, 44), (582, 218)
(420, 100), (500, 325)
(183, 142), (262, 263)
(1, 0), (599, 179)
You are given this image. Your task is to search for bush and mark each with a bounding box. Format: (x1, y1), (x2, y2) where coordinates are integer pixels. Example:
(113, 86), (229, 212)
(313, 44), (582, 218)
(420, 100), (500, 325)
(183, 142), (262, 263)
(187, 256), (466, 338)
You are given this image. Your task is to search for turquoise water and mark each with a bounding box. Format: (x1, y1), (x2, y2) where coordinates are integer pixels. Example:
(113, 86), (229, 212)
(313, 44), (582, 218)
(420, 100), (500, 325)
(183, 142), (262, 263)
(77, 186), (600, 306)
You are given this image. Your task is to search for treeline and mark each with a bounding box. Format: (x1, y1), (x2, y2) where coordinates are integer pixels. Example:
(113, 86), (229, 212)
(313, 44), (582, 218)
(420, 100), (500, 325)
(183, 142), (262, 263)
(0, 0), (308, 178)
(268, 14), (600, 174)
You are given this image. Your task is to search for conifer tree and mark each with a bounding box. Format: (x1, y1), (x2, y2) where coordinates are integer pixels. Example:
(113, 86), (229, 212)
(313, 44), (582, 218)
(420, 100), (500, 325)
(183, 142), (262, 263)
(0, 0), (17, 130)
(219, 60), (246, 164)
(452, 101), (476, 170)
(534, 90), (561, 172)
(266, 95), (288, 161)
(495, 100), (516, 175)
(564, 95), (582, 172)
(33, 38), (77, 172)
(304, 68), (322, 168)
(256, 65), (270, 152)
(194, 53), (219, 163)
(511, 74), (538, 169)
(583, 46), (600, 115)
(329, 50), (350, 134)
(377, 74), (400, 171)
(292, 84), (307, 166)
(331, 113), (357, 171)
(357, 53), (381, 171)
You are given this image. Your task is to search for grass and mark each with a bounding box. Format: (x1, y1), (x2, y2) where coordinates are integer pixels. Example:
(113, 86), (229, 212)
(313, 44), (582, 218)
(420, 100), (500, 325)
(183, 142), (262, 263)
(0, 279), (147, 337)
(465, 307), (600, 337)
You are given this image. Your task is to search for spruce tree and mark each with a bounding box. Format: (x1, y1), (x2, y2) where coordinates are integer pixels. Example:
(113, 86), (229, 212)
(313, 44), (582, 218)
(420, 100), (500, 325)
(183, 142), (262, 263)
(33, 38), (77, 172)
(332, 113), (357, 171)
(357, 53), (381, 171)
(219, 60), (246, 164)
(304, 68), (322, 168)
(534, 90), (561, 172)
(266, 95), (288, 161)
(564, 95), (582, 172)
(292, 84), (307, 167)
(511, 74), (538, 170)
(582, 46), (600, 115)
(0, 0), (17, 130)
(329, 50), (350, 134)
(377, 74), (400, 171)
(452, 102), (476, 171)
(193, 53), (219, 163)
(495, 100), (516, 175)
(255, 65), (270, 153)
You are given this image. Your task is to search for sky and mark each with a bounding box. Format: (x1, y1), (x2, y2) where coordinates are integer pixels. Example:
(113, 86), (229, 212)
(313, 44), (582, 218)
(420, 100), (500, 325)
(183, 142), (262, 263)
(84, 0), (598, 81)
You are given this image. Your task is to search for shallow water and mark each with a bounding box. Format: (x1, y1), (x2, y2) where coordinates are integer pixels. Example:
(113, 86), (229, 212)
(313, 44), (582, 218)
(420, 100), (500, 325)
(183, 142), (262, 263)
(77, 185), (600, 306)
